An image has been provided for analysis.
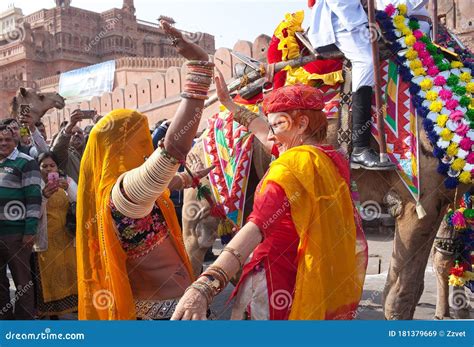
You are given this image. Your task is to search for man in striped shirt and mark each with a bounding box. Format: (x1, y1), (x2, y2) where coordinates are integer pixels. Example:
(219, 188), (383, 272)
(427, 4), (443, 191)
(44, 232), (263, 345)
(0, 125), (42, 320)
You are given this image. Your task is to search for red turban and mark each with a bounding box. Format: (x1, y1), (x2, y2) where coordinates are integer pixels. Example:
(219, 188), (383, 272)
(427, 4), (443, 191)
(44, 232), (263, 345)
(262, 84), (324, 114)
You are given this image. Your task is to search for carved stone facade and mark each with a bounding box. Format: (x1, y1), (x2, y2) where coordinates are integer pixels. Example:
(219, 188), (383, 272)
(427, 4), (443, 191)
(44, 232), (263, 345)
(0, 0), (215, 116)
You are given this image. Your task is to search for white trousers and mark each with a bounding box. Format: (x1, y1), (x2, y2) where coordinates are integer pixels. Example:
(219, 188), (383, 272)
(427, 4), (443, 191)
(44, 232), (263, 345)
(334, 26), (375, 92)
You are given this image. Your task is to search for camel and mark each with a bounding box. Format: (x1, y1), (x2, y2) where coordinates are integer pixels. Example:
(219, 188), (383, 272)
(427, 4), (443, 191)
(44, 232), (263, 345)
(182, 87), (469, 321)
(9, 87), (65, 123)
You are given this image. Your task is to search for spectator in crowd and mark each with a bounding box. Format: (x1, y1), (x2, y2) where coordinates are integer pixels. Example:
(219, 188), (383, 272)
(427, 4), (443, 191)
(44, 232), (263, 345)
(51, 110), (85, 183)
(35, 121), (48, 143)
(33, 152), (78, 319)
(1, 117), (49, 159)
(0, 125), (42, 320)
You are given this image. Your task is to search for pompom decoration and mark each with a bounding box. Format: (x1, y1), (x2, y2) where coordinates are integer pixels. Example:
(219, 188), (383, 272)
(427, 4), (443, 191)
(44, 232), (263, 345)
(459, 171), (471, 184)
(437, 162), (450, 174)
(445, 99), (459, 111)
(460, 96), (471, 108)
(447, 74), (460, 87)
(408, 20), (420, 30)
(405, 49), (418, 61)
(428, 66), (440, 77)
(420, 78), (433, 91)
(425, 90), (438, 101)
(459, 137), (473, 151)
(466, 82), (474, 94)
(405, 35), (416, 47)
(433, 147), (445, 158)
(398, 3), (407, 15)
(437, 114), (449, 127)
(423, 118), (434, 131)
(434, 75), (447, 86)
(429, 100), (443, 113)
(447, 143), (459, 157)
(379, 4), (474, 187)
(440, 128), (453, 141)
(460, 72), (472, 83)
(439, 89), (453, 100)
(452, 158), (465, 171)
(444, 177), (459, 189)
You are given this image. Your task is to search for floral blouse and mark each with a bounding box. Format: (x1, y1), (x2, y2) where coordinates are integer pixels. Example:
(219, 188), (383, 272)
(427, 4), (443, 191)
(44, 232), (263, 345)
(110, 199), (170, 259)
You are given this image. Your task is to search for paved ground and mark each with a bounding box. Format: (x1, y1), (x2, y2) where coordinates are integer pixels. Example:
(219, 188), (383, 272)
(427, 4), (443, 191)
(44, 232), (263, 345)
(8, 228), (473, 320)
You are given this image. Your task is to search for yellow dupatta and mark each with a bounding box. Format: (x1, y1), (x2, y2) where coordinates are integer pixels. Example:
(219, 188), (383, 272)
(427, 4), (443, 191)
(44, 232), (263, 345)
(260, 145), (365, 320)
(76, 109), (193, 320)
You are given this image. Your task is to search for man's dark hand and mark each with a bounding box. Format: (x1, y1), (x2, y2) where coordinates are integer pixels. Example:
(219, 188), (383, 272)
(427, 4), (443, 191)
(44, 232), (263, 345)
(65, 109), (83, 134)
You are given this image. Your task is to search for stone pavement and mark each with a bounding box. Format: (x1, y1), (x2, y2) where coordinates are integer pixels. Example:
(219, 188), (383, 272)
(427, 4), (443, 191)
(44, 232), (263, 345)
(7, 229), (473, 320)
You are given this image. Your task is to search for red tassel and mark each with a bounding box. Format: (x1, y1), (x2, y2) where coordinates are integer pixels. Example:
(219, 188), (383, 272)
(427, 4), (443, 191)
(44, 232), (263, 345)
(308, 0), (316, 8)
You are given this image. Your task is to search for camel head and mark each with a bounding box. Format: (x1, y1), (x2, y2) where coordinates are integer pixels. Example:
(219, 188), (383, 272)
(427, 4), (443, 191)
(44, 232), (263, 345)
(9, 87), (66, 123)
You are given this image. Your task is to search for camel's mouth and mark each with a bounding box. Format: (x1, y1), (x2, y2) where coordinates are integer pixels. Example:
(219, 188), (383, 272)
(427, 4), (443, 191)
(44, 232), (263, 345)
(55, 99), (66, 109)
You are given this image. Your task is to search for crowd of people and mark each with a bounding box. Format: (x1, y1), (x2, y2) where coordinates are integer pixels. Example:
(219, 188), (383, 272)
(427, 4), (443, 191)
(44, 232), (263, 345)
(0, 0), (438, 321)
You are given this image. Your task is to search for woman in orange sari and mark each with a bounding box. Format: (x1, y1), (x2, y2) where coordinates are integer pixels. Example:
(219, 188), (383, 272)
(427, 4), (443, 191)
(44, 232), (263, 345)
(172, 83), (368, 320)
(76, 21), (215, 320)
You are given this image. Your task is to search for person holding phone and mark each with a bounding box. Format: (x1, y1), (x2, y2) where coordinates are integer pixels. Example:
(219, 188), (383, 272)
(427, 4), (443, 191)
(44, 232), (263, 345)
(33, 152), (78, 319)
(51, 109), (86, 182)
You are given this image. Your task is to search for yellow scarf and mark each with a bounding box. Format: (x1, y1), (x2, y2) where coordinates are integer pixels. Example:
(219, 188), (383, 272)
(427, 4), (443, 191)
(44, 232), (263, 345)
(261, 145), (365, 320)
(76, 109), (193, 320)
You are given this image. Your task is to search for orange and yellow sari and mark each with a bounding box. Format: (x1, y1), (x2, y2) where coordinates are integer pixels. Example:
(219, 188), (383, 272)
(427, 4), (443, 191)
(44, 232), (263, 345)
(76, 109), (193, 320)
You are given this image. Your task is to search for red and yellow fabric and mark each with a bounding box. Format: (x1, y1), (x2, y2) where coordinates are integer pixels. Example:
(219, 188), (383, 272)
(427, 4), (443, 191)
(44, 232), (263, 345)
(234, 144), (367, 319)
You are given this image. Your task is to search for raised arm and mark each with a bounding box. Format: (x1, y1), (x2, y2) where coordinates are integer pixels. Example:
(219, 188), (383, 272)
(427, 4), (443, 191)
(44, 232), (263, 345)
(112, 21), (214, 219)
(215, 70), (273, 153)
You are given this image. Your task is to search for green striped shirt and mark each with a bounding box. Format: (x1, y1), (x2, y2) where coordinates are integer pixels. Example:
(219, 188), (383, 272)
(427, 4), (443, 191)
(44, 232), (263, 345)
(0, 148), (42, 235)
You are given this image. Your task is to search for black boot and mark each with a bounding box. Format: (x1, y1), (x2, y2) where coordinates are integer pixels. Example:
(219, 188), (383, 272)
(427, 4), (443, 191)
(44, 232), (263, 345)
(350, 86), (396, 170)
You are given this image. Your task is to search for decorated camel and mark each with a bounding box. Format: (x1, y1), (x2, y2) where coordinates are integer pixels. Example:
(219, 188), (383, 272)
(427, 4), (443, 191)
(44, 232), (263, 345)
(182, 7), (473, 320)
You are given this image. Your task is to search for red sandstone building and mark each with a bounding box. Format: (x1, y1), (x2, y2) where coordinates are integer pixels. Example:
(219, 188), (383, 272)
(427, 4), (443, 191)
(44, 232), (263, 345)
(0, 0), (215, 117)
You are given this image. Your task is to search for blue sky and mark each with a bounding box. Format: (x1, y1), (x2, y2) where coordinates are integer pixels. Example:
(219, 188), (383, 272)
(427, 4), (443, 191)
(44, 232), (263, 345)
(3, 0), (312, 48)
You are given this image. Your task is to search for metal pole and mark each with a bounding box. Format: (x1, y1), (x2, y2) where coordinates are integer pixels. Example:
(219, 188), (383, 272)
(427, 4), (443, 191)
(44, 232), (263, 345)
(367, 0), (388, 160)
(432, 0), (438, 42)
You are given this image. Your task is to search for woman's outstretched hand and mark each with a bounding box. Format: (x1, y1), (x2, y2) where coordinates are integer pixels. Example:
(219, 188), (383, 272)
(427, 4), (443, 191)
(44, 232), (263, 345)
(215, 68), (237, 112)
(171, 285), (208, 320)
(160, 20), (208, 61)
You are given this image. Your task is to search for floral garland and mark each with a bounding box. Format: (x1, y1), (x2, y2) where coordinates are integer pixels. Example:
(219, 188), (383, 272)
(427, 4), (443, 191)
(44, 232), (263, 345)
(445, 191), (474, 289)
(377, 4), (474, 188)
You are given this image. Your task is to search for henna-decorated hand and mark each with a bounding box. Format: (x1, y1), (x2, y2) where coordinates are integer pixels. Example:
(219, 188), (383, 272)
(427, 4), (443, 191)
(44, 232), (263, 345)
(160, 20), (208, 61)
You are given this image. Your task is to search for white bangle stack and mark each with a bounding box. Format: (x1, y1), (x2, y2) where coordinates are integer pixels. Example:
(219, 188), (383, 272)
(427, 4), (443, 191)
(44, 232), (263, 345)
(111, 148), (180, 218)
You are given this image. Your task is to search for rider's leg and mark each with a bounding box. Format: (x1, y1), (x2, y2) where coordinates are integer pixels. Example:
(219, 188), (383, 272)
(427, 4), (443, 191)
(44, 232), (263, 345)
(334, 26), (396, 170)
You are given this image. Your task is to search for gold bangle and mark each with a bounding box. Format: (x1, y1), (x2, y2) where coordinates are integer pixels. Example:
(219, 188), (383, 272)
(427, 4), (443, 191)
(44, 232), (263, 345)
(222, 246), (243, 269)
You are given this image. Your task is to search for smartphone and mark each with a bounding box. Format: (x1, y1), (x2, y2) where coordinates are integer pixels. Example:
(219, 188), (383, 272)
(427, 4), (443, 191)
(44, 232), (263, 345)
(80, 110), (97, 119)
(48, 172), (59, 183)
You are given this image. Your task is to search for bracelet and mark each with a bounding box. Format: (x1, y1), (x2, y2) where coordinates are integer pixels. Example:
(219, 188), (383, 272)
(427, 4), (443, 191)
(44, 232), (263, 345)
(158, 140), (182, 165)
(181, 91), (209, 100)
(233, 106), (260, 128)
(203, 265), (230, 289)
(185, 282), (213, 307)
(222, 246), (243, 269)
